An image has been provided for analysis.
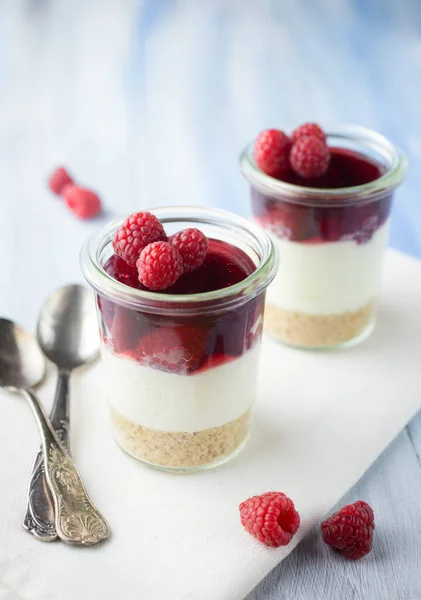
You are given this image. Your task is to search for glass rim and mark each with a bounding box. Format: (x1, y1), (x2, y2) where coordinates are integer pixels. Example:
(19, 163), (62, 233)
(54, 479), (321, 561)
(240, 124), (407, 206)
(80, 205), (278, 315)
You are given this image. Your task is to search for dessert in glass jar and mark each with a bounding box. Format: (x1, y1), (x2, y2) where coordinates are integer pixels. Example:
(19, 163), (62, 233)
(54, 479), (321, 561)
(240, 124), (407, 349)
(81, 206), (277, 471)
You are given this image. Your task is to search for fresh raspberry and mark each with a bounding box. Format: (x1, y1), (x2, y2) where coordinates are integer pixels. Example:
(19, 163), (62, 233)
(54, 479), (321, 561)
(169, 228), (208, 272)
(48, 166), (73, 196)
(113, 212), (167, 267)
(239, 492), (300, 547)
(321, 500), (375, 560)
(290, 135), (330, 179)
(63, 184), (102, 219)
(291, 123), (326, 144)
(137, 241), (183, 291)
(254, 129), (291, 178)
(134, 326), (206, 374)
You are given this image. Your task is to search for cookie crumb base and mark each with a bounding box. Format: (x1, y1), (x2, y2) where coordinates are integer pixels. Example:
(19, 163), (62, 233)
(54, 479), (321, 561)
(264, 300), (376, 348)
(110, 407), (251, 470)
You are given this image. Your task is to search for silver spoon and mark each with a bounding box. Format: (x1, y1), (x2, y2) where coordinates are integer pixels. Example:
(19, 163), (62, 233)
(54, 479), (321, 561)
(0, 318), (110, 546)
(23, 284), (101, 542)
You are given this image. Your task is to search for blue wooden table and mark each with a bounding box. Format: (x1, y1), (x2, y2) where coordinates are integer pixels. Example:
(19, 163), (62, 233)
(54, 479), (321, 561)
(0, 1), (420, 598)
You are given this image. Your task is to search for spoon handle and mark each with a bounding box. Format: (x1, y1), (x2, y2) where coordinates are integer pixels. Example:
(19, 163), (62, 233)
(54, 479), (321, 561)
(50, 370), (70, 445)
(23, 371), (70, 541)
(22, 448), (57, 540)
(22, 388), (111, 546)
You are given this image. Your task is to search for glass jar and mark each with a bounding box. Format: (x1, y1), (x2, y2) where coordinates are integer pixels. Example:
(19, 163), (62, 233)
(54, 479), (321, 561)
(240, 125), (407, 349)
(81, 206), (278, 472)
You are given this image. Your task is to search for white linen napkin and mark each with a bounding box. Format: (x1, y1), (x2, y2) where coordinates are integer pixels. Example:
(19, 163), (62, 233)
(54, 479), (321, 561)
(1, 248), (420, 600)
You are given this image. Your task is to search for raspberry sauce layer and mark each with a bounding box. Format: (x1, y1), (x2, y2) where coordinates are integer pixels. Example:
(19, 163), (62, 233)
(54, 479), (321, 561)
(252, 148), (392, 243)
(104, 238), (255, 294)
(98, 239), (262, 376)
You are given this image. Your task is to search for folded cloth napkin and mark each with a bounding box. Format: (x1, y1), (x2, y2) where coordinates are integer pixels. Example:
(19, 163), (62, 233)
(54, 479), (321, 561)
(1, 248), (420, 600)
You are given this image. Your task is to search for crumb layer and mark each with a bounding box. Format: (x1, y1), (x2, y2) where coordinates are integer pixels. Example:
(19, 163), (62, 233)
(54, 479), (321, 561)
(264, 301), (375, 348)
(110, 407), (250, 469)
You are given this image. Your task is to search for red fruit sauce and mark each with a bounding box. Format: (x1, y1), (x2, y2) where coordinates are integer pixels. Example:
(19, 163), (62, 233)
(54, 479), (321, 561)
(98, 239), (262, 375)
(253, 148), (392, 243)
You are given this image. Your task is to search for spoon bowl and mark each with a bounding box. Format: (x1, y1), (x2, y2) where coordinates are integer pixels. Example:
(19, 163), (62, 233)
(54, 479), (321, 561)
(37, 284), (99, 371)
(0, 319), (45, 391)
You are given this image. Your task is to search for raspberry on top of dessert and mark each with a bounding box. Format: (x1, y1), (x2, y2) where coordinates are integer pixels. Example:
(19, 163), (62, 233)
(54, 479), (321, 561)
(252, 123), (388, 245)
(101, 212), (260, 377)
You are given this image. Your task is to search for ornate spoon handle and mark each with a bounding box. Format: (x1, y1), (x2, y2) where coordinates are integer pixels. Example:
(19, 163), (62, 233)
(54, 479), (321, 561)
(23, 371), (70, 541)
(22, 388), (110, 546)
(22, 448), (57, 540)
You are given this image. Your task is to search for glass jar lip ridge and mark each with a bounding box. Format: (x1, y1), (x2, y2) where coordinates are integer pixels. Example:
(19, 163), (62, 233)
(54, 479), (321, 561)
(80, 205), (278, 315)
(240, 124), (407, 206)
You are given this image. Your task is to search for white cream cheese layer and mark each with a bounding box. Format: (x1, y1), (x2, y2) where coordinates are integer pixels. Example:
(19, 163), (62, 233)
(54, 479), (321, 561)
(102, 345), (260, 433)
(267, 220), (390, 315)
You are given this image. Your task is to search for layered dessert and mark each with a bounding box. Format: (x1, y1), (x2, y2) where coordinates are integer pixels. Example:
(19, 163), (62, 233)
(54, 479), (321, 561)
(241, 123), (405, 348)
(81, 209), (276, 471)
